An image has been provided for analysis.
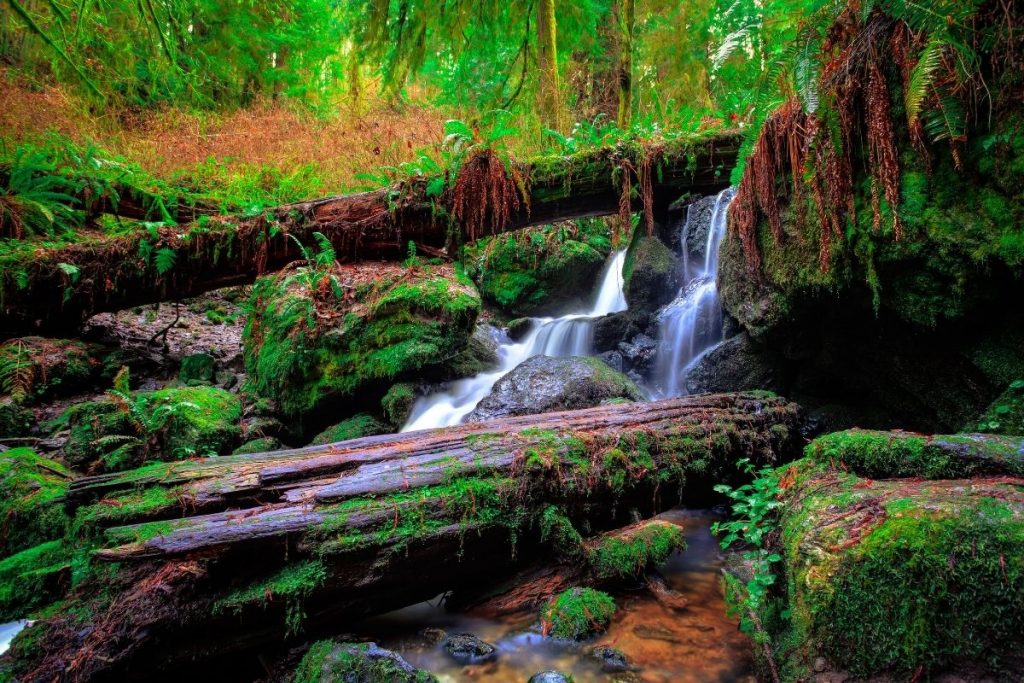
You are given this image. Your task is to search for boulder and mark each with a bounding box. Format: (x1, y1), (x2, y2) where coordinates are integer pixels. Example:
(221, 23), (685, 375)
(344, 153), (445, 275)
(589, 646), (632, 673)
(464, 219), (612, 316)
(623, 234), (678, 315)
(969, 379), (1024, 434)
(294, 640), (437, 683)
(0, 337), (105, 404)
(684, 332), (793, 395)
(244, 263), (480, 419)
(592, 311), (645, 354)
(676, 193), (722, 263)
(617, 334), (658, 376)
(527, 673), (573, 683)
(381, 384), (417, 429)
(61, 386), (242, 471)
(179, 353), (216, 385)
(231, 436), (283, 455)
(443, 323), (501, 379)
(466, 355), (643, 422)
(442, 633), (497, 664)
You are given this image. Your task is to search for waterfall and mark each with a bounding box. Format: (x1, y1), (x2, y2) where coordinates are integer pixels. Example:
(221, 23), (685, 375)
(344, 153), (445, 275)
(652, 187), (735, 398)
(402, 250), (628, 431)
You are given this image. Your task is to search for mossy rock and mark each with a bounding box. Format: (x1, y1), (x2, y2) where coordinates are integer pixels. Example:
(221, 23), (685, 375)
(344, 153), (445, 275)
(244, 263), (480, 419)
(586, 520), (686, 580)
(381, 384), (416, 429)
(0, 448), (71, 559)
(467, 355), (644, 422)
(0, 540), (71, 620)
(970, 379), (1024, 435)
(61, 386), (242, 471)
(623, 234), (678, 314)
(0, 397), (34, 439)
(443, 323), (500, 379)
(179, 353), (216, 385)
(310, 414), (387, 446)
(0, 337), (105, 405)
(294, 640), (438, 683)
(231, 436), (283, 455)
(540, 587), (616, 640)
(463, 218), (612, 316)
(762, 449), (1024, 678)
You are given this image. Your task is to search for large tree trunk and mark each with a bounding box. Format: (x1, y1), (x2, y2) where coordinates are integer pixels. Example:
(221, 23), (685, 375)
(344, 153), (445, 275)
(615, 0), (635, 128)
(536, 0), (563, 129)
(10, 392), (799, 682)
(0, 135), (738, 339)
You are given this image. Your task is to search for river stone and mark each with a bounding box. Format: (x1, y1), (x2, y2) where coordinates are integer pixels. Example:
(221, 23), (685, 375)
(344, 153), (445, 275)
(592, 311), (645, 353)
(442, 632), (497, 664)
(623, 236), (679, 314)
(466, 355), (644, 422)
(528, 672), (572, 683)
(684, 332), (792, 396)
(617, 334), (658, 375)
(590, 646), (632, 673)
(677, 193), (721, 262)
(294, 640), (437, 683)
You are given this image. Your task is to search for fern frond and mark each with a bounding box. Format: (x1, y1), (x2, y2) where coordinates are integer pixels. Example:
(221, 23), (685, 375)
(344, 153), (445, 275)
(905, 39), (944, 126)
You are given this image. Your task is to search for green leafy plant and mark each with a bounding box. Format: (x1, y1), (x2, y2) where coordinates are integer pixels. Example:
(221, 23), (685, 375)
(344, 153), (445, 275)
(97, 389), (201, 469)
(0, 148), (81, 238)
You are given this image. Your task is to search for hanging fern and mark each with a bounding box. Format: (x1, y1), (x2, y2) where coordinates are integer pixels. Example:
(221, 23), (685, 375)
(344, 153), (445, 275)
(904, 39), (945, 127)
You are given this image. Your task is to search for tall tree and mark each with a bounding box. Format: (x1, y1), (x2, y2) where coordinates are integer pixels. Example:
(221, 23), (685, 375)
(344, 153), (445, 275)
(536, 0), (563, 128)
(615, 0), (635, 128)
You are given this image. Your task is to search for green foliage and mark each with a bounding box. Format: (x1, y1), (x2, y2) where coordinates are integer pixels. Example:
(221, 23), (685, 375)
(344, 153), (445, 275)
(0, 147), (81, 238)
(541, 587), (616, 640)
(0, 540), (71, 620)
(294, 641), (438, 683)
(971, 380), (1024, 435)
(215, 560), (327, 635)
(712, 459), (782, 614)
(310, 414), (387, 446)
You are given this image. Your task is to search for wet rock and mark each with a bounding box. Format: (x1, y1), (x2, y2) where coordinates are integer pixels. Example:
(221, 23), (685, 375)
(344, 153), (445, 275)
(381, 383), (417, 429)
(592, 311), (646, 353)
(467, 355), (643, 422)
(617, 334), (658, 375)
(676, 193), (721, 262)
(632, 623), (680, 643)
(597, 350), (624, 373)
(623, 236), (679, 314)
(506, 318), (533, 341)
(445, 324), (502, 379)
(590, 646), (632, 673)
(442, 632), (497, 664)
(179, 353), (216, 385)
(294, 640), (438, 682)
(419, 626), (447, 645)
(528, 672), (572, 683)
(684, 332), (792, 395)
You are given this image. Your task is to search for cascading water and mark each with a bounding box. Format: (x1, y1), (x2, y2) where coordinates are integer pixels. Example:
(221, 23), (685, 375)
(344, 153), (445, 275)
(401, 250), (628, 431)
(651, 187), (735, 398)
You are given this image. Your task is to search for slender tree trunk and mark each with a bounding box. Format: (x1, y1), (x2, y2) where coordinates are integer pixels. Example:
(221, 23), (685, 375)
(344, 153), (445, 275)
(536, 0), (563, 129)
(615, 0), (635, 129)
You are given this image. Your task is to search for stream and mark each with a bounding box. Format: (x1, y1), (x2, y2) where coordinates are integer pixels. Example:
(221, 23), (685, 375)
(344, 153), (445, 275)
(350, 511), (754, 683)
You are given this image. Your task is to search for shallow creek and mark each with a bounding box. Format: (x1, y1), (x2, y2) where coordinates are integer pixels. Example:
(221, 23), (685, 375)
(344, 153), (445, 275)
(349, 510), (754, 682)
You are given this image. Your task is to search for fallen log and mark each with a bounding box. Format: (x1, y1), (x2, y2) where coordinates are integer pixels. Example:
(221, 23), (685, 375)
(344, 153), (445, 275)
(0, 133), (739, 338)
(7, 391), (798, 682)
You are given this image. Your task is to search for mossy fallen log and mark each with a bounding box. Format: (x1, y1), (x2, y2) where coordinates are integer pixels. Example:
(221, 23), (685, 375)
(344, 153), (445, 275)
(729, 428), (1024, 681)
(5, 391), (798, 682)
(0, 134), (738, 339)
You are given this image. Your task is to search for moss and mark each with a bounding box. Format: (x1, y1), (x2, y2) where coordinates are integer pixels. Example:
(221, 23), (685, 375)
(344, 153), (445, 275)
(970, 379), (1024, 435)
(231, 436), (283, 454)
(75, 485), (184, 527)
(541, 587), (616, 640)
(381, 383), (416, 429)
(771, 457), (1024, 677)
(0, 448), (71, 559)
(244, 264), (480, 418)
(214, 560), (327, 634)
(805, 429), (1024, 480)
(178, 353), (216, 385)
(294, 641), (438, 683)
(462, 218), (611, 315)
(0, 540), (71, 620)
(310, 414), (387, 446)
(60, 386), (242, 471)
(587, 521), (685, 580)
(0, 397), (34, 439)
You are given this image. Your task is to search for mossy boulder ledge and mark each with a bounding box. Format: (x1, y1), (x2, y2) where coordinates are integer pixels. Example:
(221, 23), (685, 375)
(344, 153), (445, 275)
(294, 640), (438, 683)
(623, 234), (678, 314)
(0, 448), (71, 559)
(732, 429), (1024, 680)
(244, 262), (480, 420)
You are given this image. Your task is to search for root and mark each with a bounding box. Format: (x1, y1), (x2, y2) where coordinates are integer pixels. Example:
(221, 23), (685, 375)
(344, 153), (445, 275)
(451, 149), (529, 242)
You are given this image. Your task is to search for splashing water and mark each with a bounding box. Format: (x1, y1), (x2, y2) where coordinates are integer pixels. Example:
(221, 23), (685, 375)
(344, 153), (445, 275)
(402, 251), (628, 431)
(0, 620), (29, 656)
(652, 188), (735, 398)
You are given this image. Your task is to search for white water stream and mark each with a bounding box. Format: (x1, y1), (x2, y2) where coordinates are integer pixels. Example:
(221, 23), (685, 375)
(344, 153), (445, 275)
(0, 620), (28, 656)
(401, 250), (628, 431)
(651, 187), (735, 398)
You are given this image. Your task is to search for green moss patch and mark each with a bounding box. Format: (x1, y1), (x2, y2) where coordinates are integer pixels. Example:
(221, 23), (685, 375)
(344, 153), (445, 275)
(541, 587), (616, 640)
(971, 379), (1024, 435)
(586, 520), (685, 580)
(0, 337), (105, 405)
(244, 263), (479, 418)
(0, 540), (72, 620)
(0, 447), (71, 558)
(310, 414), (387, 445)
(295, 640), (438, 683)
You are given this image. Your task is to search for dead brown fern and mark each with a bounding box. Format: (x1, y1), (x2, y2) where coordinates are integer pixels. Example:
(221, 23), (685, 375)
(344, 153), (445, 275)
(452, 149), (529, 243)
(866, 55), (903, 239)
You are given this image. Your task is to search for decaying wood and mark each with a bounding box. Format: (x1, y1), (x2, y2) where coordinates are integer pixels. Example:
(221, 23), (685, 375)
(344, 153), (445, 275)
(0, 135), (739, 339)
(14, 391), (798, 682)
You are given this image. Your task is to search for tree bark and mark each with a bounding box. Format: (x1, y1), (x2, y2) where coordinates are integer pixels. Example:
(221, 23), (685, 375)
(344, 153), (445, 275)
(14, 391), (799, 682)
(536, 0), (563, 129)
(0, 134), (739, 339)
(615, 0), (635, 129)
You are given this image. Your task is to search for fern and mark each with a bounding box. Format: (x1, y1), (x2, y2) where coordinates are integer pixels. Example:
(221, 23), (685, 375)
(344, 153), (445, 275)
(0, 147), (81, 238)
(905, 39), (945, 127)
(154, 247), (177, 275)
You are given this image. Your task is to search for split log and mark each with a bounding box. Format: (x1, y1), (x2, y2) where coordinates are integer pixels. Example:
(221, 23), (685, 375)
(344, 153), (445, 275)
(9, 391), (798, 682)
(0, 134), (739, 339)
